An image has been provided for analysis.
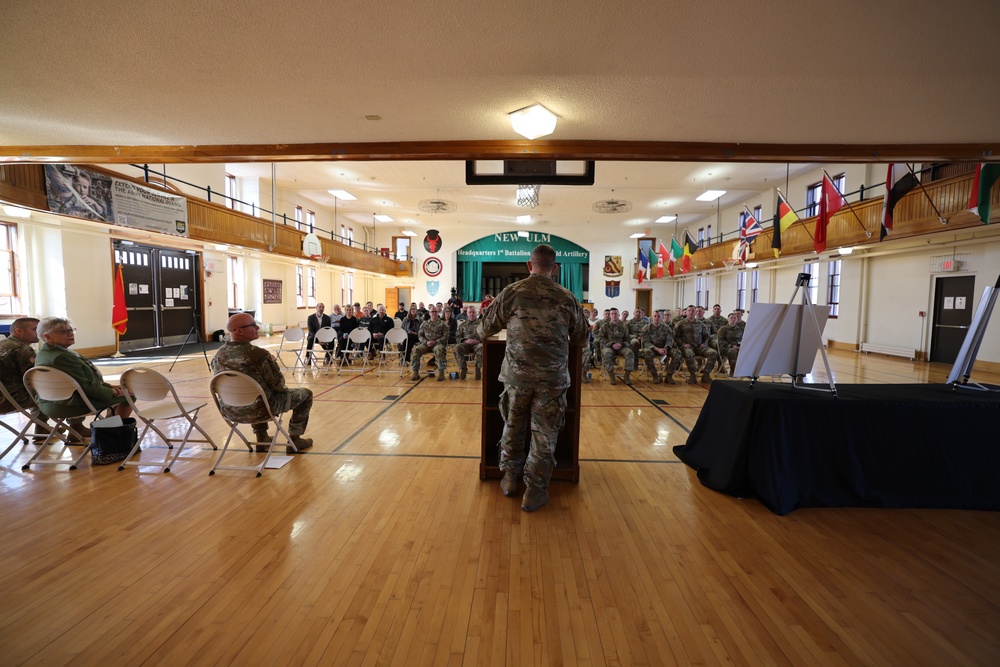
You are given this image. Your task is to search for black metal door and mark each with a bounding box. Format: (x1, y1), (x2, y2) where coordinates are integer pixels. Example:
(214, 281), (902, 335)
(930, 275), (976, 364)
(114, 241), (199, 351)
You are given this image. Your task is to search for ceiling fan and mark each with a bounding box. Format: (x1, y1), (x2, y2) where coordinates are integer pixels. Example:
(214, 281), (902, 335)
(592, 198), (633, 214)
(418, 198), (457, 214)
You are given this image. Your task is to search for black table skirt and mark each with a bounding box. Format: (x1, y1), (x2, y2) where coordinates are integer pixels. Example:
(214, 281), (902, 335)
(674, 381), (1000, 515)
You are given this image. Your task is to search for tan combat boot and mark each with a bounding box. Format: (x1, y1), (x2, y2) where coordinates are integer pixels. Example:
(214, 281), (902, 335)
(687, 373), (698, 384)
(701, 371), (713, 383)
(460, 365), (467, 380)
(651, 368), (660, 384)
(253, 427), (271, 452)
(501, 470), (520, 498)
(287, 435), (313, 454)
(608, 371), (618, 385)
(437, 367), (446, 381)
(623, 370), (633, 386)
(521, 487), (550, 512)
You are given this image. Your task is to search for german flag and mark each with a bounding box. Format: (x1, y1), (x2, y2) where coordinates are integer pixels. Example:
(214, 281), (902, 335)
(771, 192), (798, 258)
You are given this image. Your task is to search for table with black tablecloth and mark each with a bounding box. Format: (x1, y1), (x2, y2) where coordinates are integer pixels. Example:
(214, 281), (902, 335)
(674, 381), (1000, 515)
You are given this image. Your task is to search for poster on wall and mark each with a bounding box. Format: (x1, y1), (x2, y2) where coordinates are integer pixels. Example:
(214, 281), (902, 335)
(263, 279), (283, 304)
(43, 165), (189, 237)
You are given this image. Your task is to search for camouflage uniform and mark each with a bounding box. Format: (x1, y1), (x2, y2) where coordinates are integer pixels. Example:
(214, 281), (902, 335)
(590, 318), (607, 368)
(0, 335), (37, 412)
(211, 341), (313, 436)
(599, 320), (635, 375)
(454, 318), (483, 377)
(673, 318), (719, 381)
(640, 321), (674, 384)
(411, 318), (450, 373)
(627, 317), (647, 356)
(708, 314), (728, 334)
(717, 324), (743, 375)
(478, 274), (588, 491)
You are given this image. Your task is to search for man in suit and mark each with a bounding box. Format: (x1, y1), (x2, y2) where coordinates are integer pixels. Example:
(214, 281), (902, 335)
(305, 303), (333, 365)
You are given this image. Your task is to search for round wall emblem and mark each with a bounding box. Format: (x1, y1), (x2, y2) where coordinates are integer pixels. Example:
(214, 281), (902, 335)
(423, 257), (442, 277)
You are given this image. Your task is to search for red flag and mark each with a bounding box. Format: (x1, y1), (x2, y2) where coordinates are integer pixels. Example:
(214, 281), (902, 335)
(814, 174), (845, 253)
(657, 241), (668, 279)
(112, 264), (128, 335)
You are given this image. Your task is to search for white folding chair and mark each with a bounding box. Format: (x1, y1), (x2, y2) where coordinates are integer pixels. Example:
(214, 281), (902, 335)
(392, 317), (403, 329)
(21, 367), (101, 471)
(377, 327), (409, 377)
(276, 327), (306, 372)
(0, 382), (55, 463)
(311, 326), (337, 368)
(118, 368), (218, 473)
(338, 328), (372, 376)
(208, 371), (294, 477)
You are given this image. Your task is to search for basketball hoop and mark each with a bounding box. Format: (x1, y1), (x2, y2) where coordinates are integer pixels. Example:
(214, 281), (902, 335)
(723, 258), (737, 271)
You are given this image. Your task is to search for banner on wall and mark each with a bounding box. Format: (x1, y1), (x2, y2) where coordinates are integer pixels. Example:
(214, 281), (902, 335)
(44, 165), (189, 237)
(456, 231), (589, 263)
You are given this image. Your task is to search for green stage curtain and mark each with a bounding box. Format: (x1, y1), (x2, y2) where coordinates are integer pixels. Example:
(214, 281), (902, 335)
(560, 263), (584, 301)
(461, 262), (482, 303)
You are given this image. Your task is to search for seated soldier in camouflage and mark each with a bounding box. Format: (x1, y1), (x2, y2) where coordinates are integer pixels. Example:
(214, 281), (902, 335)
(454, 305), (483, 380)
(411, 305), (450, 381)
(211, 313), (313, 453)
(627, 307), (647, 357)
(716, 312), (743, 377)
(599, 307), (635, 386)
(641, 309), (675, 385)
(673, 305), (718, 384)
(591, 309), (610, 370)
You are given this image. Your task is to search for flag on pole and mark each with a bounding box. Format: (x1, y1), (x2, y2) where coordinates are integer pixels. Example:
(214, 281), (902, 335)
(682, 231), (698, 273)
(880, 163), (919, 240)
(112, 263), (128, 335)
(638, 247), (649, 284)
(733, 237), (748, 263)
(771, 192), (798, 257)
(657, 240), (668, 279)
(814, 173), (845, 253)
(969, 163), (1000, 224)
(670, 237), (682, 277)
(742, 206), (763, 241)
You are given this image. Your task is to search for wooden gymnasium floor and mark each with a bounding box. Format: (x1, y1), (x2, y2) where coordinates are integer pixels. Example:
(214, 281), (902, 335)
(1, 338), (998, 666)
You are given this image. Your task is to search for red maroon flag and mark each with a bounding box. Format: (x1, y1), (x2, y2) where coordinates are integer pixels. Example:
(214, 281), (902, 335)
(112, 264), (128, 335)
(814, 174), (845, 253)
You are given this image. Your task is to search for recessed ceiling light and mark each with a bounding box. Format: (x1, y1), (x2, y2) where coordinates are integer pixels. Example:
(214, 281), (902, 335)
(508, 103), (558, 140)
(401, 230), (417, 237)
(696, 190), (726, 202)
(516, 215), (531, 223)
(374, 214), (392, 222)
(838, 246), (854, 255)
(629, 232), (645, 239)
(655, 215), (677, 223)
(328, 189), (356, 200)
(517, 230), (530, 238)
(2, 205), (31, 218)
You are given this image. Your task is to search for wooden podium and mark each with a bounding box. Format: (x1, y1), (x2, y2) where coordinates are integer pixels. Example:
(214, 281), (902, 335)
(479, 332), (582, 483)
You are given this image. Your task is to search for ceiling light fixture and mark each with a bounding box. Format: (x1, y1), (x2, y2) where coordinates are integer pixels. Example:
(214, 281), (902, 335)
(838, 246), (854, 255)
(629, 232), (646, 239)
(401, 229), (417, 237)
(508, 103), (558, 140)
(2, 205), (31, 218)
(696, 190), (727, 202)
(655, 215), (677, 223)
(328, 189), (356, 200)
(516, 214), (531, 223)
(374, 214), (392, 223)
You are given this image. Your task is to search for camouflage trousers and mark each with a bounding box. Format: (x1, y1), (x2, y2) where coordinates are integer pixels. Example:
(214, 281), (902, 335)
(720, 345), (739, 373)
(411, 342), (448, 372)
(602, 345), (635, 372)
(497, 384), (567, 490)
(642, 348), (671, 375)
(454, 342), (482, 370)
(221, 388), (313, 437)
(677, 344), (718, 374)
(581, 346), (592, 371)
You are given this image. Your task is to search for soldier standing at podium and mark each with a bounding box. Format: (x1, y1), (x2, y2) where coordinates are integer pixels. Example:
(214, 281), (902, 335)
(478, 244), (589, 513)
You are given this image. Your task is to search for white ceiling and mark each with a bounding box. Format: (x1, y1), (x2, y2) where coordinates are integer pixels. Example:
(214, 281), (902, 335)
(3, 0), (998, 237)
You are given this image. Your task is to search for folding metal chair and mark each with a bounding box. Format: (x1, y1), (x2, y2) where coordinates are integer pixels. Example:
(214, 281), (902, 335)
(21, 367), (101, 471)
(392, 317), (403, 329)
(0, 382), (55, 462)
(118, 368), (218, 473)
(208, 370), (295, 477)
(276, 327), (306, 371)
(377, 327), (409, 377)
(338, 328), (372, 376)
(308, 326), (337, 368)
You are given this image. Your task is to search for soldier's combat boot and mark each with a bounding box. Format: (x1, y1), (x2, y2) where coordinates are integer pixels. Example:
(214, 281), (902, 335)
(410, 369), (420, 381)
(623, 370), (633, 386)
(664, 370), (676, 384)
(500, 470), (520, 498)
(437, 367), (446, 381)
(459, 365), (467, 380)
(253, 426), (271, 452)
(701, 370), (713, 383)
(650, 365), (660, 384)
(521, 487), (551, 512)
(475, 367), (481, 380)
(582, 371), (590, 383)
(687, 373), (698, 384)
(608, 371), (618, 385)
(287, 435), (313, 454)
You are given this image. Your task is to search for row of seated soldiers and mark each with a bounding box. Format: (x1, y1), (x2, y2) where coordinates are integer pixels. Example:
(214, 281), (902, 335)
(582, 304), (745, 385)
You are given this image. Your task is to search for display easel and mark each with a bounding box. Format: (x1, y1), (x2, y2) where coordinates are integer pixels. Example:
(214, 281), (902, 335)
(169, 310), (211, 373)
(734, 272), (836, 396)
(947, 275), (999, 393)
